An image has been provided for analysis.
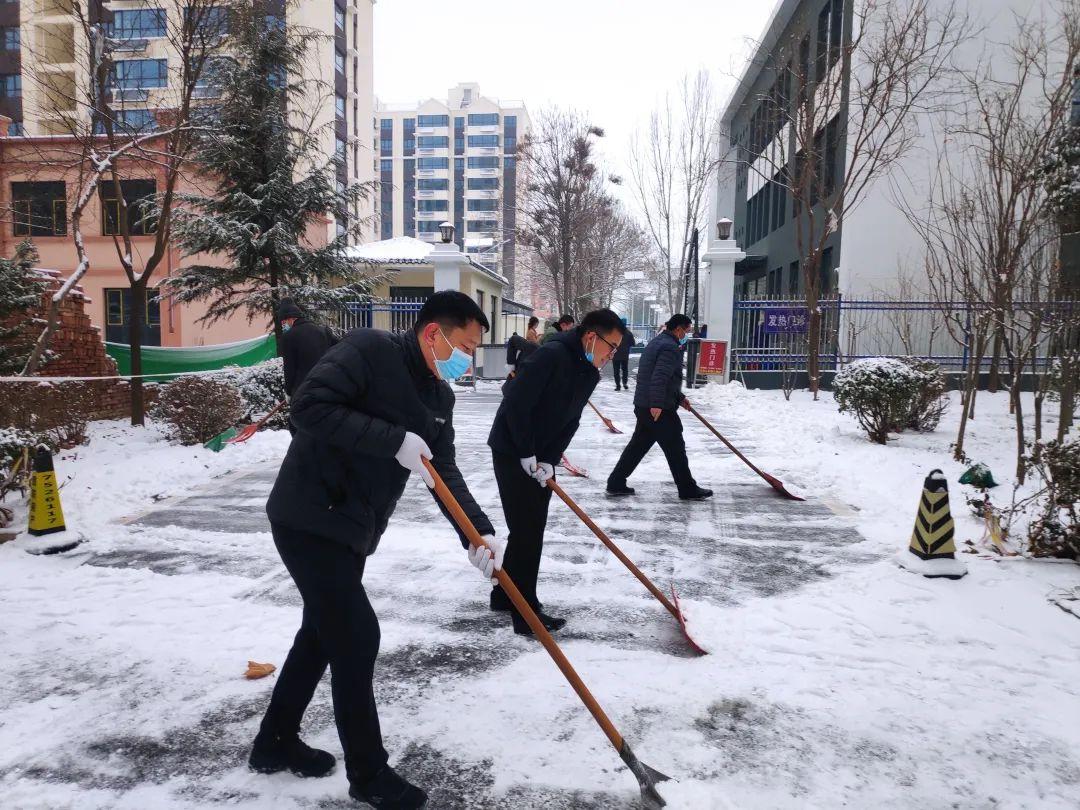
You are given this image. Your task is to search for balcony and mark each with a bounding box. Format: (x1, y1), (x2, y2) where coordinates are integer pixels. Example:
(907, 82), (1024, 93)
(109, 87), (151, 103)
(111, 38), (149, 53)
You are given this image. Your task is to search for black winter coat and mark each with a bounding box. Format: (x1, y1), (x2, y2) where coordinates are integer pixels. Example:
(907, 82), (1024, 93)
(633, 330), (686, 411)
(280, 317), (338, 397)
(488, 330), (599, 465)
(505, 333), (538, 367)
(614, 329), (636, 361)
(266, 329), (494, 554)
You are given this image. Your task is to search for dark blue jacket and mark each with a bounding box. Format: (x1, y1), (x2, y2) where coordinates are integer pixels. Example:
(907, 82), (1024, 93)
(633, 330), (686, 411)
(266, 328), (494, 554)
(488, 330), (599, 465)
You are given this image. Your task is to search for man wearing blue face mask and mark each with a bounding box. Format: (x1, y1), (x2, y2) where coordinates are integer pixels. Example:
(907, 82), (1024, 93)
(255, 291), (502, 809)
(487, 308), (626, 635)
(606, 313), (712, 501)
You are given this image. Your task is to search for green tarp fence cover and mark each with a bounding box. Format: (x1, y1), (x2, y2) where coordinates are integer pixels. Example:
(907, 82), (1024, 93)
(105, 333), (277, 381)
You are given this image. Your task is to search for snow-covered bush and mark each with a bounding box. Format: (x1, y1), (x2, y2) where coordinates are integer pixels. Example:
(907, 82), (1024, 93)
(151, 376), (243, 446)
(0, 241), (47, 375)
(213, 358), (288, 429)
(0, 380), (95, 450)
(833, 358), (923, 444)
(1027, 438), (1080, 560)
(0, 426), (53, 500)
(897, 358), (949, 432)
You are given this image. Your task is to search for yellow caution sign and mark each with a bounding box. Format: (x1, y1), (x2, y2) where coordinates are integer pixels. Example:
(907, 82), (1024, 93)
(897, 469), (967, 579)
(28, 446), (66, 536)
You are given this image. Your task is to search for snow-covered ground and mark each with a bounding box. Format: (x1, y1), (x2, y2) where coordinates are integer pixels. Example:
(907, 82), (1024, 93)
(0, 381), (1078, 809)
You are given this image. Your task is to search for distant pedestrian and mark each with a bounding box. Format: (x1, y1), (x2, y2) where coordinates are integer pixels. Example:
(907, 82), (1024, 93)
(606, 314), (712, 500)
(488, 309), (625, 635)
(612, 317), (635, 391)
(541, 313), (575, 344)
(525, 315), (541, 345)
(505, 319), (540, 378)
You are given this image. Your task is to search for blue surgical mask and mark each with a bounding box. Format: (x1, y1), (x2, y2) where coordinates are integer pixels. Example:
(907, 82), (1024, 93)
(678, 335), (688, 346)
(432, 329), (471, 382)
(584, 335), (596, 364)
(282, 322), (292, 332)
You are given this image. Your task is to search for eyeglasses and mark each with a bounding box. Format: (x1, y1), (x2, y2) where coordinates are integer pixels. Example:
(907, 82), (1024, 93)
(593, 333), (618, 358)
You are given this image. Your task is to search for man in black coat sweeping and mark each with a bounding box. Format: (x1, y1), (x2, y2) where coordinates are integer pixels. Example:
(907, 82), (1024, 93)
(277, 297), (338, 400)
(612, 316), (635, 391)
(488, 308), (625, 635)
(250, 291), (504, 809)
(606, 314), (712, 501)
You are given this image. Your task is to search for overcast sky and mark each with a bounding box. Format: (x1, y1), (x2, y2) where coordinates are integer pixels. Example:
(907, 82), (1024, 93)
(373, 0), (776, 189)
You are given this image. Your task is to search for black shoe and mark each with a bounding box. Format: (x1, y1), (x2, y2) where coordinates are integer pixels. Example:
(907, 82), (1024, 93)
(606, 482), (635, 497)
(490, 587), (542, 613)
(512, 609), (567, 636)
(349, 765), (427, 808)
(249, 731), (336, 778)
(679, 486), (713, 501)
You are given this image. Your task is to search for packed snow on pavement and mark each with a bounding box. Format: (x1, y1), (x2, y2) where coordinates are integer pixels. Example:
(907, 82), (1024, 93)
(1, 383), (1078, 809)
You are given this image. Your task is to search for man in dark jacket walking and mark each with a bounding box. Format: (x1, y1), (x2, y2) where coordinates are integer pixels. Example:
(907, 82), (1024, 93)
(251, 291), (504, 809)
(612, 317), (635, 391)
(488, 309), (625, 635)
(606, 314), (712, 501)
(277, 297), (338, 399)
(540, 313), (575, 344)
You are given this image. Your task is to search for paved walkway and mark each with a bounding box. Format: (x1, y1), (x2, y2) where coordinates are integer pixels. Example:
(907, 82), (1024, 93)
(71, 384), (869, 808)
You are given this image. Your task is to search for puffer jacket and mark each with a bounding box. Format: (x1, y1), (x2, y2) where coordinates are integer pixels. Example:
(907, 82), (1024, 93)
(633, 330), (686, 411)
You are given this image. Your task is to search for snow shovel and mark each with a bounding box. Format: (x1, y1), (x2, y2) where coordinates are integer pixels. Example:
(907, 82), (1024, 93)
(423, 459), (669, 809)
(560, 454), (589, 478)
(685, 403), (804, 501)
(547, 479), (706, 656)
(588, 400), (623, 434)
(227, 400), (287, 444)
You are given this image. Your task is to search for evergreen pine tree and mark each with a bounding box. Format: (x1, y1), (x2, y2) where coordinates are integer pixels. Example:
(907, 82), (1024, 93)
(0, 241), (46, 375)
(163, 4), (377, 344)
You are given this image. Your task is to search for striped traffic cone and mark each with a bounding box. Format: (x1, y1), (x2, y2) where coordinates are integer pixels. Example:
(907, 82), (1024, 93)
(25, 445), (82, 555)
(897, 469), (967, 580)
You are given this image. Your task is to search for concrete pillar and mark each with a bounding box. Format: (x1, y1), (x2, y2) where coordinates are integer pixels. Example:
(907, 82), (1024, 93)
(700, 235), (745, 383)
(429, 229), (467, 292)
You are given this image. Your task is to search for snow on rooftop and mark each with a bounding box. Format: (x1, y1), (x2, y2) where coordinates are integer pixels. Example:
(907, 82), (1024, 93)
(344, 236), (437, 264)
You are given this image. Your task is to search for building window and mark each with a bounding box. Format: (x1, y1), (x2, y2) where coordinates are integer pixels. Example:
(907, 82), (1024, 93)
(380, 118), (392, 129)
(467, 199), (497, 212)
(417, 220), (442, 233)
(380, 158), (393, 173)
(111, 59), (168, 89)
(815, 4), (830, 82)
(336, 95), (346, 119)
(467, 113), (499, 126)
(417, 114), (449, 127)
(504, 115), (516, 128)
(788, 261), (800, 295)
(467, 219), (498, 232)
(111, 9), (166, 39)
(101, 179), (156, 236)
(467, 134), (499, 148)
(7, 121), (23, 136)
(1, 27), (19, 50)
(379, 138), (393, 153)
(467, 156), (499, 169)
(467, 177), (499, 190)
(417, 178), (448, 190)
(334, 3), (345, 30)
(417, 135), (448, 149)
(12, 181), (66, 237)
(417, 157), (449, 170)
(417, 199), (448, 212)
(830, 0), (844, 68)
(1, 73), (21, 97)
(336, 136), (347, 161)
(335, 50), (345, 74)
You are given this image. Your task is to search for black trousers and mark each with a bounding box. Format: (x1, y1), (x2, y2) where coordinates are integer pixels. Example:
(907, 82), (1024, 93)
(259, 524), (388, 783)
(492, 450), (553, 608)
(607, 407), (697, 494)
(612, 358), (629, 388)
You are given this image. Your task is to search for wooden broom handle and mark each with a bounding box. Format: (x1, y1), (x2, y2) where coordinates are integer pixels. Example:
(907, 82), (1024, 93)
(422, 458), (625, 753)
(685, 403), (767, 477)
(548, 480), (679, 619)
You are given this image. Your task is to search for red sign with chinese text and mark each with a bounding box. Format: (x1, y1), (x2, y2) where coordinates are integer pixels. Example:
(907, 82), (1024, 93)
(697, 340), (727, 375)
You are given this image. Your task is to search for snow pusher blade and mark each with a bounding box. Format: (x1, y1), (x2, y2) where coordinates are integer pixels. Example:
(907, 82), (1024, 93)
(588, 401), (624, 434)
(669, 585), (708, 656)
(685, 404), (804, 501)
(226, 400), (287, 445)
(559, 454), (589, 478)
(548, 480), (706, 656)
(424, 460), (670, 807)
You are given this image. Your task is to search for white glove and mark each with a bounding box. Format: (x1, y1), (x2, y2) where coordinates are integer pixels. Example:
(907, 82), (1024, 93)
(520, 456), (538, 478)
(468, 535), (505, 585)
(394, 431), (434, 487)
(532, 462), (554, 487)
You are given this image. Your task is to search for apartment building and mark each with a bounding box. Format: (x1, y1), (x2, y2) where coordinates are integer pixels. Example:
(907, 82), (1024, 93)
(374, 82), (530, 296)
(0, 0), (375, 347)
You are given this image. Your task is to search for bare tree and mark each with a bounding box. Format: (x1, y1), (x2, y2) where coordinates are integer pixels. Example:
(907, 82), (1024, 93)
(628, 70), (720, 315)
(16, 0), (225, 426)
(730, 0), (969, 398)
(517, 108), (623, 315)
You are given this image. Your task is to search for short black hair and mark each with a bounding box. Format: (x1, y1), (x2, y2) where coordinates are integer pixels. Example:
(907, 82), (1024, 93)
(557, 314), (575, 326)
(577, 308), (625, 336)
(528, 316), (539, 329)
(666, 314), (692, 331)
(414, 290), (490, 334)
